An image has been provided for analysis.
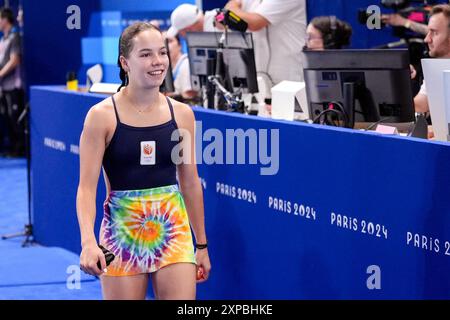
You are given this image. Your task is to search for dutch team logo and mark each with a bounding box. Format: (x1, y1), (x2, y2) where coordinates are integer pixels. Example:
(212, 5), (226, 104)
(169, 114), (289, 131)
(143, 144), (153, 156)
(140, 141), (156, 165)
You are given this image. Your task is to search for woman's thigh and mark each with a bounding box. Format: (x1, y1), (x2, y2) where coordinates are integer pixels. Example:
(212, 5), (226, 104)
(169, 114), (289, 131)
(151, 263), (196, 300)
(101, 273), (149, 300)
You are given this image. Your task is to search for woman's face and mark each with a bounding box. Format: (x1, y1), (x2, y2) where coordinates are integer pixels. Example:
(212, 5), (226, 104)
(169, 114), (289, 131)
(121, 29), (169, 89)
(306, 24), (324, 51)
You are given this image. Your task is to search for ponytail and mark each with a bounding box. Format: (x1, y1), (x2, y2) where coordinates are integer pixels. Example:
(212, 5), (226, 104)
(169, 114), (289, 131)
(117, 56), (128, 92)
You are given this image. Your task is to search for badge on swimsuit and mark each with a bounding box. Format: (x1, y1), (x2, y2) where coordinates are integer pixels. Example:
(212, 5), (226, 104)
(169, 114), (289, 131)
(140, 141), (156, 165)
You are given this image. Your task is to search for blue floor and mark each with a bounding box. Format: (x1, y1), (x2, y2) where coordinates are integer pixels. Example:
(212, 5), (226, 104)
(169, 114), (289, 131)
(0, 157), (103, 300)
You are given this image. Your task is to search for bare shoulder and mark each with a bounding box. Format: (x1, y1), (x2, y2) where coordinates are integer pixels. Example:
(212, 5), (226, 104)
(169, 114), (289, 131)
(169, 98), (195, 128)
(84, 96), (116, 129)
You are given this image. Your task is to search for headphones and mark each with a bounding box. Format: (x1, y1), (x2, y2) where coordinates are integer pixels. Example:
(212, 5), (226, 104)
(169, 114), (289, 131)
(323, 15), (338, 49)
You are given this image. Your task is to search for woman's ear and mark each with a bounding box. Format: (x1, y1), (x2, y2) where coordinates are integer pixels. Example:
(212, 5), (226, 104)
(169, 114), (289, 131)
(119, 56), (130, 73)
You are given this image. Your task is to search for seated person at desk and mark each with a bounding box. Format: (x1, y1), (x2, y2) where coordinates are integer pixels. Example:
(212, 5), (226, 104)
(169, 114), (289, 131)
(305, 16), (352, 51)
(166, 34), (197, 101)
(411, 4), (450, 114)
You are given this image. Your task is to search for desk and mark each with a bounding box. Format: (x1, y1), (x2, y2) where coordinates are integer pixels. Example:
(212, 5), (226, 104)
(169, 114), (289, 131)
(30, 86), (450, 299)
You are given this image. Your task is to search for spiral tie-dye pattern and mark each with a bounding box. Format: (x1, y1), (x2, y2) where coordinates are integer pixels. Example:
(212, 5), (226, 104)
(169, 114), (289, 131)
(100, 185), (196, 276)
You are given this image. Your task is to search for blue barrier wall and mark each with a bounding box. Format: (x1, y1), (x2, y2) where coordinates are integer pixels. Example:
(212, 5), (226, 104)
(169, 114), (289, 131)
(30, 86), (450, 299)
(30, 86), (106, 253)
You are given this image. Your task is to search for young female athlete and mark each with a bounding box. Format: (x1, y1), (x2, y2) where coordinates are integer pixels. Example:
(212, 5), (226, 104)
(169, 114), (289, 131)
(76, 22), (210, 300)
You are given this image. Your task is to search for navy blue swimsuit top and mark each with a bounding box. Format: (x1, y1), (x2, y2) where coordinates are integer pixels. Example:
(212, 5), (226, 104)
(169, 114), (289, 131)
(102, 95), (179, 191)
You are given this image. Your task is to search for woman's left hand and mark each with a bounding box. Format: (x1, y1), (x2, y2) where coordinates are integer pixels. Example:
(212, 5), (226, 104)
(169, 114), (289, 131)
(195, 249), (211, 283)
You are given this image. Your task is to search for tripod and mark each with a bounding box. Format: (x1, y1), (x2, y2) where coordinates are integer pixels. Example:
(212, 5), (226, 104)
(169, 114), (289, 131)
(1, 100), (35, 247)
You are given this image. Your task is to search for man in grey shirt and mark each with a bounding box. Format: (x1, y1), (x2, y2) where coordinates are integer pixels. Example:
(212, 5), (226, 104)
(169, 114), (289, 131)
(0, 7), (24, 157)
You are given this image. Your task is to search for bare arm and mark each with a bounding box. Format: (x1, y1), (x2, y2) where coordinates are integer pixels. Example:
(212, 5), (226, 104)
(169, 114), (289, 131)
(409, 21), (428, 35)
(225, 0), (269, 31)
(414, 94), (429, 113)
(381, 14), (428, 36)
(175, 103), (206, 244)
(174, 100), (211, 282)
(0, 53), (20, 78)
(76, 105), (109, 275)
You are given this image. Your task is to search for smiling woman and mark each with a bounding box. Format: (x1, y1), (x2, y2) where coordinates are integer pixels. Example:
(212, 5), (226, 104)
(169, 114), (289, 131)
(76, 22), (211, 300)
(117, 23), (169, 93)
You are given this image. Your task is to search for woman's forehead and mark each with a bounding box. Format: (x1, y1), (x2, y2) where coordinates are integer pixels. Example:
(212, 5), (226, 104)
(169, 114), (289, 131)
(131, 30), (165, 49)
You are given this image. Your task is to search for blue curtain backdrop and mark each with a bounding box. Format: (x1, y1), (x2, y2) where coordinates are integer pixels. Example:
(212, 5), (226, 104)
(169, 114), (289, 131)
(21, 0), (193, 86)
(22, 0), (101, 86)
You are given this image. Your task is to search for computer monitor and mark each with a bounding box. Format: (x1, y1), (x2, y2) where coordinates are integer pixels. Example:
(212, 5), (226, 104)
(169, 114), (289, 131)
(186, 31), (258, 95)
(422, 58), (450, 142)
(302, 49), (415, 126)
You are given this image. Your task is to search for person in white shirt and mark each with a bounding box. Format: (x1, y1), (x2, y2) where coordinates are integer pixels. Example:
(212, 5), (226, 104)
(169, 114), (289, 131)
(167, 3), (219, 38)
(166, 34), (196, 100)
(225, 0), (307, 89)
(414, 4), (450, 113)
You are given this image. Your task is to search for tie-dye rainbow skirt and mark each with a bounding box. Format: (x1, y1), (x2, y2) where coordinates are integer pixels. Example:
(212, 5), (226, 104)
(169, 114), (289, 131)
(99, 185), (196, 276)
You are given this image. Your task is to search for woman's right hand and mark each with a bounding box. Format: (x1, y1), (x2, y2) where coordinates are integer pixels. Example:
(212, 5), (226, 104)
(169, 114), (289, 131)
(80, 242), (107, 276)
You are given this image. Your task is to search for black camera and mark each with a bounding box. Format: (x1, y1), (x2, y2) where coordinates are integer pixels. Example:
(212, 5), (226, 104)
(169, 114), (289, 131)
(215, 9), (248, 32)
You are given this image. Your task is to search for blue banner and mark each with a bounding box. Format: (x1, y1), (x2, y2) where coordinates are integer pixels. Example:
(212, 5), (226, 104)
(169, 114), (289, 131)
(30, 86), (450, 299)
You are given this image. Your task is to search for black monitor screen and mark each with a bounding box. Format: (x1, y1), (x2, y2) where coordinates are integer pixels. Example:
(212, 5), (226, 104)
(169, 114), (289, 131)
(302, 49), (415, 123)
(186, 32), (258, 94)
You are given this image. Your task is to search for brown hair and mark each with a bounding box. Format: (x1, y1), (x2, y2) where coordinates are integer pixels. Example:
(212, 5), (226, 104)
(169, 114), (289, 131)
(0, 7), (15, 25)
(430, 4), (450, 29)
(430, 4), (450, 19)
(117, 22), (162, 91)
(310, 16), (353, 49)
